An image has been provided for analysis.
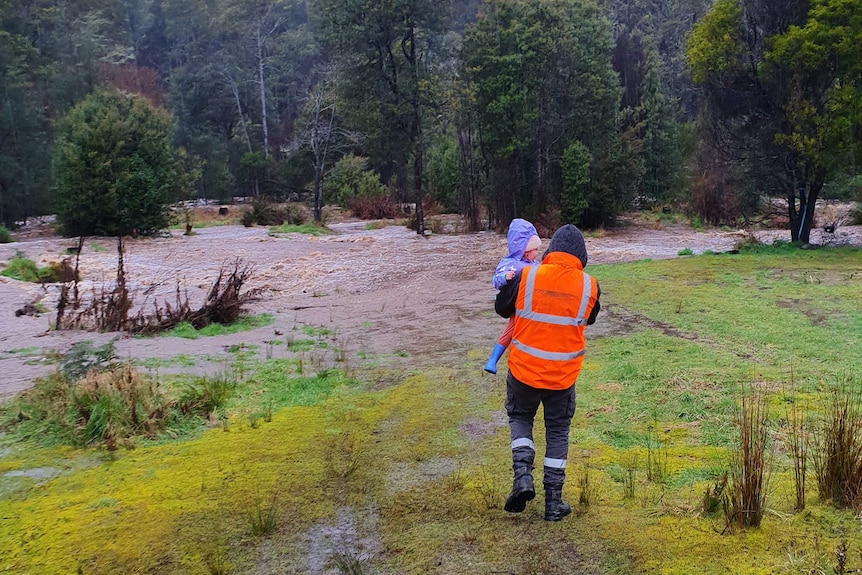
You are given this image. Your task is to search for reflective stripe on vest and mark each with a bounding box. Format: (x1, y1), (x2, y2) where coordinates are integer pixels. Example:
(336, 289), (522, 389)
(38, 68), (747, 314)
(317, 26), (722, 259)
(511, 266), (593, 361)
(516, 265), (593, 327)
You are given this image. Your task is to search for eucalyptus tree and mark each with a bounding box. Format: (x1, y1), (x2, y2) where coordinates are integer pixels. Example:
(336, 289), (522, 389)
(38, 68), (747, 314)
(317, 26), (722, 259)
(293, 69), (361, 222)
(687, 0), (862, 243)
(311, 0), (453, 234)
(464, 0), (626, 228)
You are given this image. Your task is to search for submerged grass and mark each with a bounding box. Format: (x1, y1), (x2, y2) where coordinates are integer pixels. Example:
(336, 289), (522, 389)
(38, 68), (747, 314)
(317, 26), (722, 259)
(1, 245), (861, 574)
(162, 314), (274, 339)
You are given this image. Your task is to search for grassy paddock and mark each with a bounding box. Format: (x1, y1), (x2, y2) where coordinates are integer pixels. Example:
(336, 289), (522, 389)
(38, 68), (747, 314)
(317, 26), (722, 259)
(1, 246), (861, 574)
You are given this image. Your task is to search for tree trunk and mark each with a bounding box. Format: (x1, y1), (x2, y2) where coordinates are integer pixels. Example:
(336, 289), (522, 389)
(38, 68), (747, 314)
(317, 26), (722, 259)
(256, 27), (270, 159)
(405, 18), (424, 236)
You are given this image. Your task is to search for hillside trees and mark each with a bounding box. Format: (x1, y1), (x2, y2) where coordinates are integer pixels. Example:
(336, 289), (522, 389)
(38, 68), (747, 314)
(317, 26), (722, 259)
(162, 0), (322, 201)
(687, 0), (862, 242)
(464, 0), (628, 228)
(53, 89), (189, 237)
(311, 0), (453, 234)
(0, 0), (118, 227)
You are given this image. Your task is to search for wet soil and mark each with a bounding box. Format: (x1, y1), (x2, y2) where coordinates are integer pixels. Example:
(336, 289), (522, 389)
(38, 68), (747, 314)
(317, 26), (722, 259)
(1, 215), (860, 399)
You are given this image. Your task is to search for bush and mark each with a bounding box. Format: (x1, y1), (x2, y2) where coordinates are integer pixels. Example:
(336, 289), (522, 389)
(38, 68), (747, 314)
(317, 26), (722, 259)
(347, 195), (397, 219)
(0, 226), (11, 243)
(323, 154), (387, 207)
(53, 88), (191, 237)
(240, 197), (306, 227)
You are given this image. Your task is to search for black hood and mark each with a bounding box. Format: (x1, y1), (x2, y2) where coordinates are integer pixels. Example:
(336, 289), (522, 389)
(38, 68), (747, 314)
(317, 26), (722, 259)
(546, 224), (588, 267)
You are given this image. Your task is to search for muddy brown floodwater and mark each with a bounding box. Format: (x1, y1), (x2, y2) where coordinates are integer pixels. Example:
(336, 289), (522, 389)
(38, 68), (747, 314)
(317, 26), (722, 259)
(1, 215), (860, 399)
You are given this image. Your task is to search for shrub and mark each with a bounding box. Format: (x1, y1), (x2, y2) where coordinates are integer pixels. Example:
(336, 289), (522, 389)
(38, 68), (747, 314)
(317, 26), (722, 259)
(73, 364), (169, 449)
(347, 195), (397, 219)
(240, 197), (306, 226)
(0, 225), (11, 243)
(177, 373), (235, 417)
(323, 154), (387, 207)
(53, 88), (191, 237)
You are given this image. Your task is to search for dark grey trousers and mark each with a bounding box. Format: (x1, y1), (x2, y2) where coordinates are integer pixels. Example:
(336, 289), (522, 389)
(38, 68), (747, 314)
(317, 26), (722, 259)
(505, 371), (576, 489)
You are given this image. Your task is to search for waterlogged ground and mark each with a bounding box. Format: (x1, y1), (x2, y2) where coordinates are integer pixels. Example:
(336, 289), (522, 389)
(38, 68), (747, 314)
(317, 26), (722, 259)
(3, 213), (859, 398)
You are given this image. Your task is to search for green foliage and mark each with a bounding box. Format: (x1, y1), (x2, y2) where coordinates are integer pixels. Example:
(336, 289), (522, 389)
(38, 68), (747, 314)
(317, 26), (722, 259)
(176, 373), (236, 417)
(464, 0), (627, 227)
(268, 223), (332, 236)
(561, 140), (592, 223)
(323, 154), (387, 207)
(685, 0), (744, 84)
(0, 255), (66, 283)
(687, 0), (862, 242)
(53, 89), (189, 237)
(0, 226), (11, 243)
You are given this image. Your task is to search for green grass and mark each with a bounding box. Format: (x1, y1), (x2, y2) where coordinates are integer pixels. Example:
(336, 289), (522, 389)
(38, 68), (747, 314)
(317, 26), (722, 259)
(0, 255), (61, 283)
(162, 314), (273, 339)
(136, 354), (197, 369)
(2, 245), (862, 575)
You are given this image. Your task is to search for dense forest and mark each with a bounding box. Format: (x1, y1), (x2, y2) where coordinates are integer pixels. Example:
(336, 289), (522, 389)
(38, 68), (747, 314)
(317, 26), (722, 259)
(0, 0), (859, 242)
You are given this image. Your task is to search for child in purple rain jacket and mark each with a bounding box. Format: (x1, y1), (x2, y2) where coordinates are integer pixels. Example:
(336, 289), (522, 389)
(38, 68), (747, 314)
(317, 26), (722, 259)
(483, 218), (541, 374)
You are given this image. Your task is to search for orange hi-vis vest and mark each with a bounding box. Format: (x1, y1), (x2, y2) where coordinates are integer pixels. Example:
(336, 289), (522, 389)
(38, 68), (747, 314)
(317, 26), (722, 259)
(509, 252), (598, 390)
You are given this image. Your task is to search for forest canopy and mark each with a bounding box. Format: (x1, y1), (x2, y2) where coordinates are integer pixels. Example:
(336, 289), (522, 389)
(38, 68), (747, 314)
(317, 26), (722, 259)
(0, 0), (858, 238)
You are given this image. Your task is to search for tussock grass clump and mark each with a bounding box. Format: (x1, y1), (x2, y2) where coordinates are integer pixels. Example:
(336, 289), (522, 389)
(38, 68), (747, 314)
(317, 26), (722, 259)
(176, 373), (235, 417)
(247, 489), (279, 536)
(812, 377), (862, 509)
(725, 387), (771, 530)
(73, 364), (170, 449)
(1, 340), (239, 449)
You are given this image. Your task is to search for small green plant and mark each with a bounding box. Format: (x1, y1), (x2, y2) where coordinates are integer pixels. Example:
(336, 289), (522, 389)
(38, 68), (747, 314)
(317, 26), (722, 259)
(677, 247), (694, 256)
(0, 225), (12, 243)
(204, 546), (234, 575)
(622, 453), (638, 500)
(645, 428), (669, 484)
(248, 489), (279, 536)
(330, 552), (369, 575)
(578, 466), (597, 508)
(176, 373), (236, 417)
(701, 470), (729, 515)
(472, 469), (503, 511)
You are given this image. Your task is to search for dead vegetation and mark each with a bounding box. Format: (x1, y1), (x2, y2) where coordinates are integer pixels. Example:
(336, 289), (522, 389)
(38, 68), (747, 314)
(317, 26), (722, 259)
(55, 235), (261, 334)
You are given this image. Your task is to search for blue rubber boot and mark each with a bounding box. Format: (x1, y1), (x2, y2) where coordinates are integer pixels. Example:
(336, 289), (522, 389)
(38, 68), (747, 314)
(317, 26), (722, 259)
(483, 343), (506, 374)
